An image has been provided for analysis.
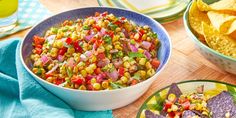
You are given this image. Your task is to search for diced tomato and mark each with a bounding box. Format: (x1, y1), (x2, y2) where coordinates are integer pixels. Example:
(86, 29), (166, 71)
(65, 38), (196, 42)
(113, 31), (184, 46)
(114, 21), (122, 26)
(118, 67), (125, 76)
(97, 53), (106, 59)
(131, 79), (138, 85)
(95, 68), (102, 75)
(87, 84), (94, 90)
(89, 37), (97, 44)
(182, 101), (190, 110)
(73, 41), (83, 53)
(66, 37), (73, 45)
(149, 44), (155, 50)
(163, 101), (172, 111)
(93, 25), (101, 31)
(55, 78), (64, 85)
(139, 29), (146, 35)
(35, 44), (42, 49)
(33, 35), (45, 45)
(106, 31), (114, 38)
(168, 111), (176, 118)
(101, 12), (108, 17)
(95, 12), (100, 17)
(71, 76), (84, 85)
(58, 47), (68, 55)
(151, 58), (160, 68)
(95, 39), (103, 46)
(120, 17), (126, 20)
(35, 48), (42, 54)
(45, 73), (53, 78)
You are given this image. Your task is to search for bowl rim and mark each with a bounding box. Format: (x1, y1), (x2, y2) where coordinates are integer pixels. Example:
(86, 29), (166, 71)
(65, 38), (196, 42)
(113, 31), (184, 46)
(136, 79), (236, 117)
(20, 6), (172, 93)
(183, 1), (236, 62)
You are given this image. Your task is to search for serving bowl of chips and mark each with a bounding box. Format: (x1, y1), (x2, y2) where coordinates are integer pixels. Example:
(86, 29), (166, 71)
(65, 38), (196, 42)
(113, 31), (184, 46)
(183, 0), (236, 74)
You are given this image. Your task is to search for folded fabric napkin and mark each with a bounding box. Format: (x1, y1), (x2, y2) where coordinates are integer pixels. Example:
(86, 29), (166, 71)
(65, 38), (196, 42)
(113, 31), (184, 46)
(0, 38), (113, 118)
(0, 0), (51, 38)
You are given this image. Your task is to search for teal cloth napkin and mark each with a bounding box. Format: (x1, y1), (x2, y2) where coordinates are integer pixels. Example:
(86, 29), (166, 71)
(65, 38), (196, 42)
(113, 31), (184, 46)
(0, 38), (113, 118)
(0, 0), (51, 38)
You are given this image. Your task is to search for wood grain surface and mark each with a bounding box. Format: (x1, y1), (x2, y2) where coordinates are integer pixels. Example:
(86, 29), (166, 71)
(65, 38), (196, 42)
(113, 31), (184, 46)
(1, 0), (235, 117)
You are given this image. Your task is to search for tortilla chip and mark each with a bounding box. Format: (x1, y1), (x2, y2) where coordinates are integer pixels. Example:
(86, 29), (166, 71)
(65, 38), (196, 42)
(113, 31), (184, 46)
(197, 0), (212, 11)
(145, 110), (165, 118)
(182, 110), (198, 118)
(207, 11), (236, 33)
(229, 30), (236, 39)
(202, 22), (236, 58)
(210, 0), (236, 12)
(189, 0), (211, 36)
(167, 83), (182, 98)
(207, 91), (236, 118)
(227, 20), (236, 34)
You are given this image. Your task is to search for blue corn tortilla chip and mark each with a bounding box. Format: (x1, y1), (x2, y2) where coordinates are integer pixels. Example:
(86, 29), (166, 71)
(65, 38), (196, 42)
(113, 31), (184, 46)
(207, 91), (236, 118)
(182, 110), (198, 118)
(192, 110), (208, 118)
(167, 83), (183, 98)
(145, 110), (165, 118)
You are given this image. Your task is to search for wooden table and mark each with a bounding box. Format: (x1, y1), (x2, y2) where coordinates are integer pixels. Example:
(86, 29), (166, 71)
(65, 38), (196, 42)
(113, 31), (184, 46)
(1, 0), (236, 117)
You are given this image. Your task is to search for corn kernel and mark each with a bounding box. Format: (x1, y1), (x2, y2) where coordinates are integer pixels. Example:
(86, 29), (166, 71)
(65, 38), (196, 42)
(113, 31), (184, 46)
(89, 78), (96, 84)
(147, 37), (151, 41)
(73, 66), (79, 73)
(121, 76), (128, 83)
(147, 68), (155, 77)
(138, 48), (144, 53)
(142, 34), (147, 40)
(139, 58), (147, 65)
(167, 108), (172, 112)
(145, 62), (152, 69)
(123, 61), (130, 68)
(115, 45), (122, 50)
(80, 70), (87, 77)
(79, 85), (86, 90)
(55, 40), (63, 48)
(67, 47), (75, 54)
(139, 70), (146, 79)
(50, 48), (58, 57)
(113, 35), (120, 42)
(46, 77), (53, 83)
(134, 33), (140, 40)
(102, 81), (109, 89)
(93, 83), (101, 90)
(97, 46), (105, 53)
(168, 93), (176, 102)
(85, 66), (94, 74)
(124, 72), (131, 78)
(115, 27), (121, 32)
(123, 56), (129, 62)
(105, 45), (113, 51)
(171, 105), (178, 111)
(90, 56), (97, 63)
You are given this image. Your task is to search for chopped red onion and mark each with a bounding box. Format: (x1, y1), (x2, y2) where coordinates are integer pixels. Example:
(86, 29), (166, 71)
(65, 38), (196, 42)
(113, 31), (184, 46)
(85, 34), (94, 42)
(57, 55), (64, 62)
(129, 43), (138, 52)
(97, 58), (110, 67)
(67, 58), (75, 68)
(41, 55), (49, 65)
(141, 41), (151, 49)
(144, 50), (152, 59)
(106, 69), (119, 81)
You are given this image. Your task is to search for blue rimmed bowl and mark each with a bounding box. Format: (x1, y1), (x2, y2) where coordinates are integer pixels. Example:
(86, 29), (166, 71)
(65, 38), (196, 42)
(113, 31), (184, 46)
(183, 0), (236, 75)
(20, 7), (172, 111)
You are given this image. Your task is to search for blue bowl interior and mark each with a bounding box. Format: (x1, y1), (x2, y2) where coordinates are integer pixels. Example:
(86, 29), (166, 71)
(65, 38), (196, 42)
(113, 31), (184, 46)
(22, 7), (171, 73)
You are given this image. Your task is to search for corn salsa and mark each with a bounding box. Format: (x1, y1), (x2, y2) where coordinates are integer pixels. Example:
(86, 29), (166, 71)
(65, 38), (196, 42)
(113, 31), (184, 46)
(30, 12), (160, 91)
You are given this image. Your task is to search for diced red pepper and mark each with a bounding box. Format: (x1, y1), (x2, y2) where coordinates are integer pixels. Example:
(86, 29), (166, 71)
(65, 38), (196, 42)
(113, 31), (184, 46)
(66, 37), (73, 45)
(118, 67), (125, 76)
(114, 21), (122, 26)
(182, 101), (190, 110)
(95, 68), (102, 75)
(139, 29), (146, 35)
(151, 58), (160, 69)
(163, 101), (172, 112)
(89, 37), (97, 44)
(58, 47), (68, 55)
(106, 31), (114, 38)
(101, 12), (108, 17)
(71, 76), (84, 85)
(35, 48), (42, 54)
(87, 84), (94, 90)
(45, 73), (53, 78)
(95, 12), (100, 17)
(120, 17), (126, 20)
(168, 111), (176, 118)
(55, 78), (64, 85)
(73, 41), (83, 53)
(93, 25), (101, 31)
(33, 35), (45, 45)
(35, 44), (42, 49)
(149, 44), (155, 50)
(95, 39), (103, 46)
(97, 53), (106, 60)
(131, 79), (138, 85)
